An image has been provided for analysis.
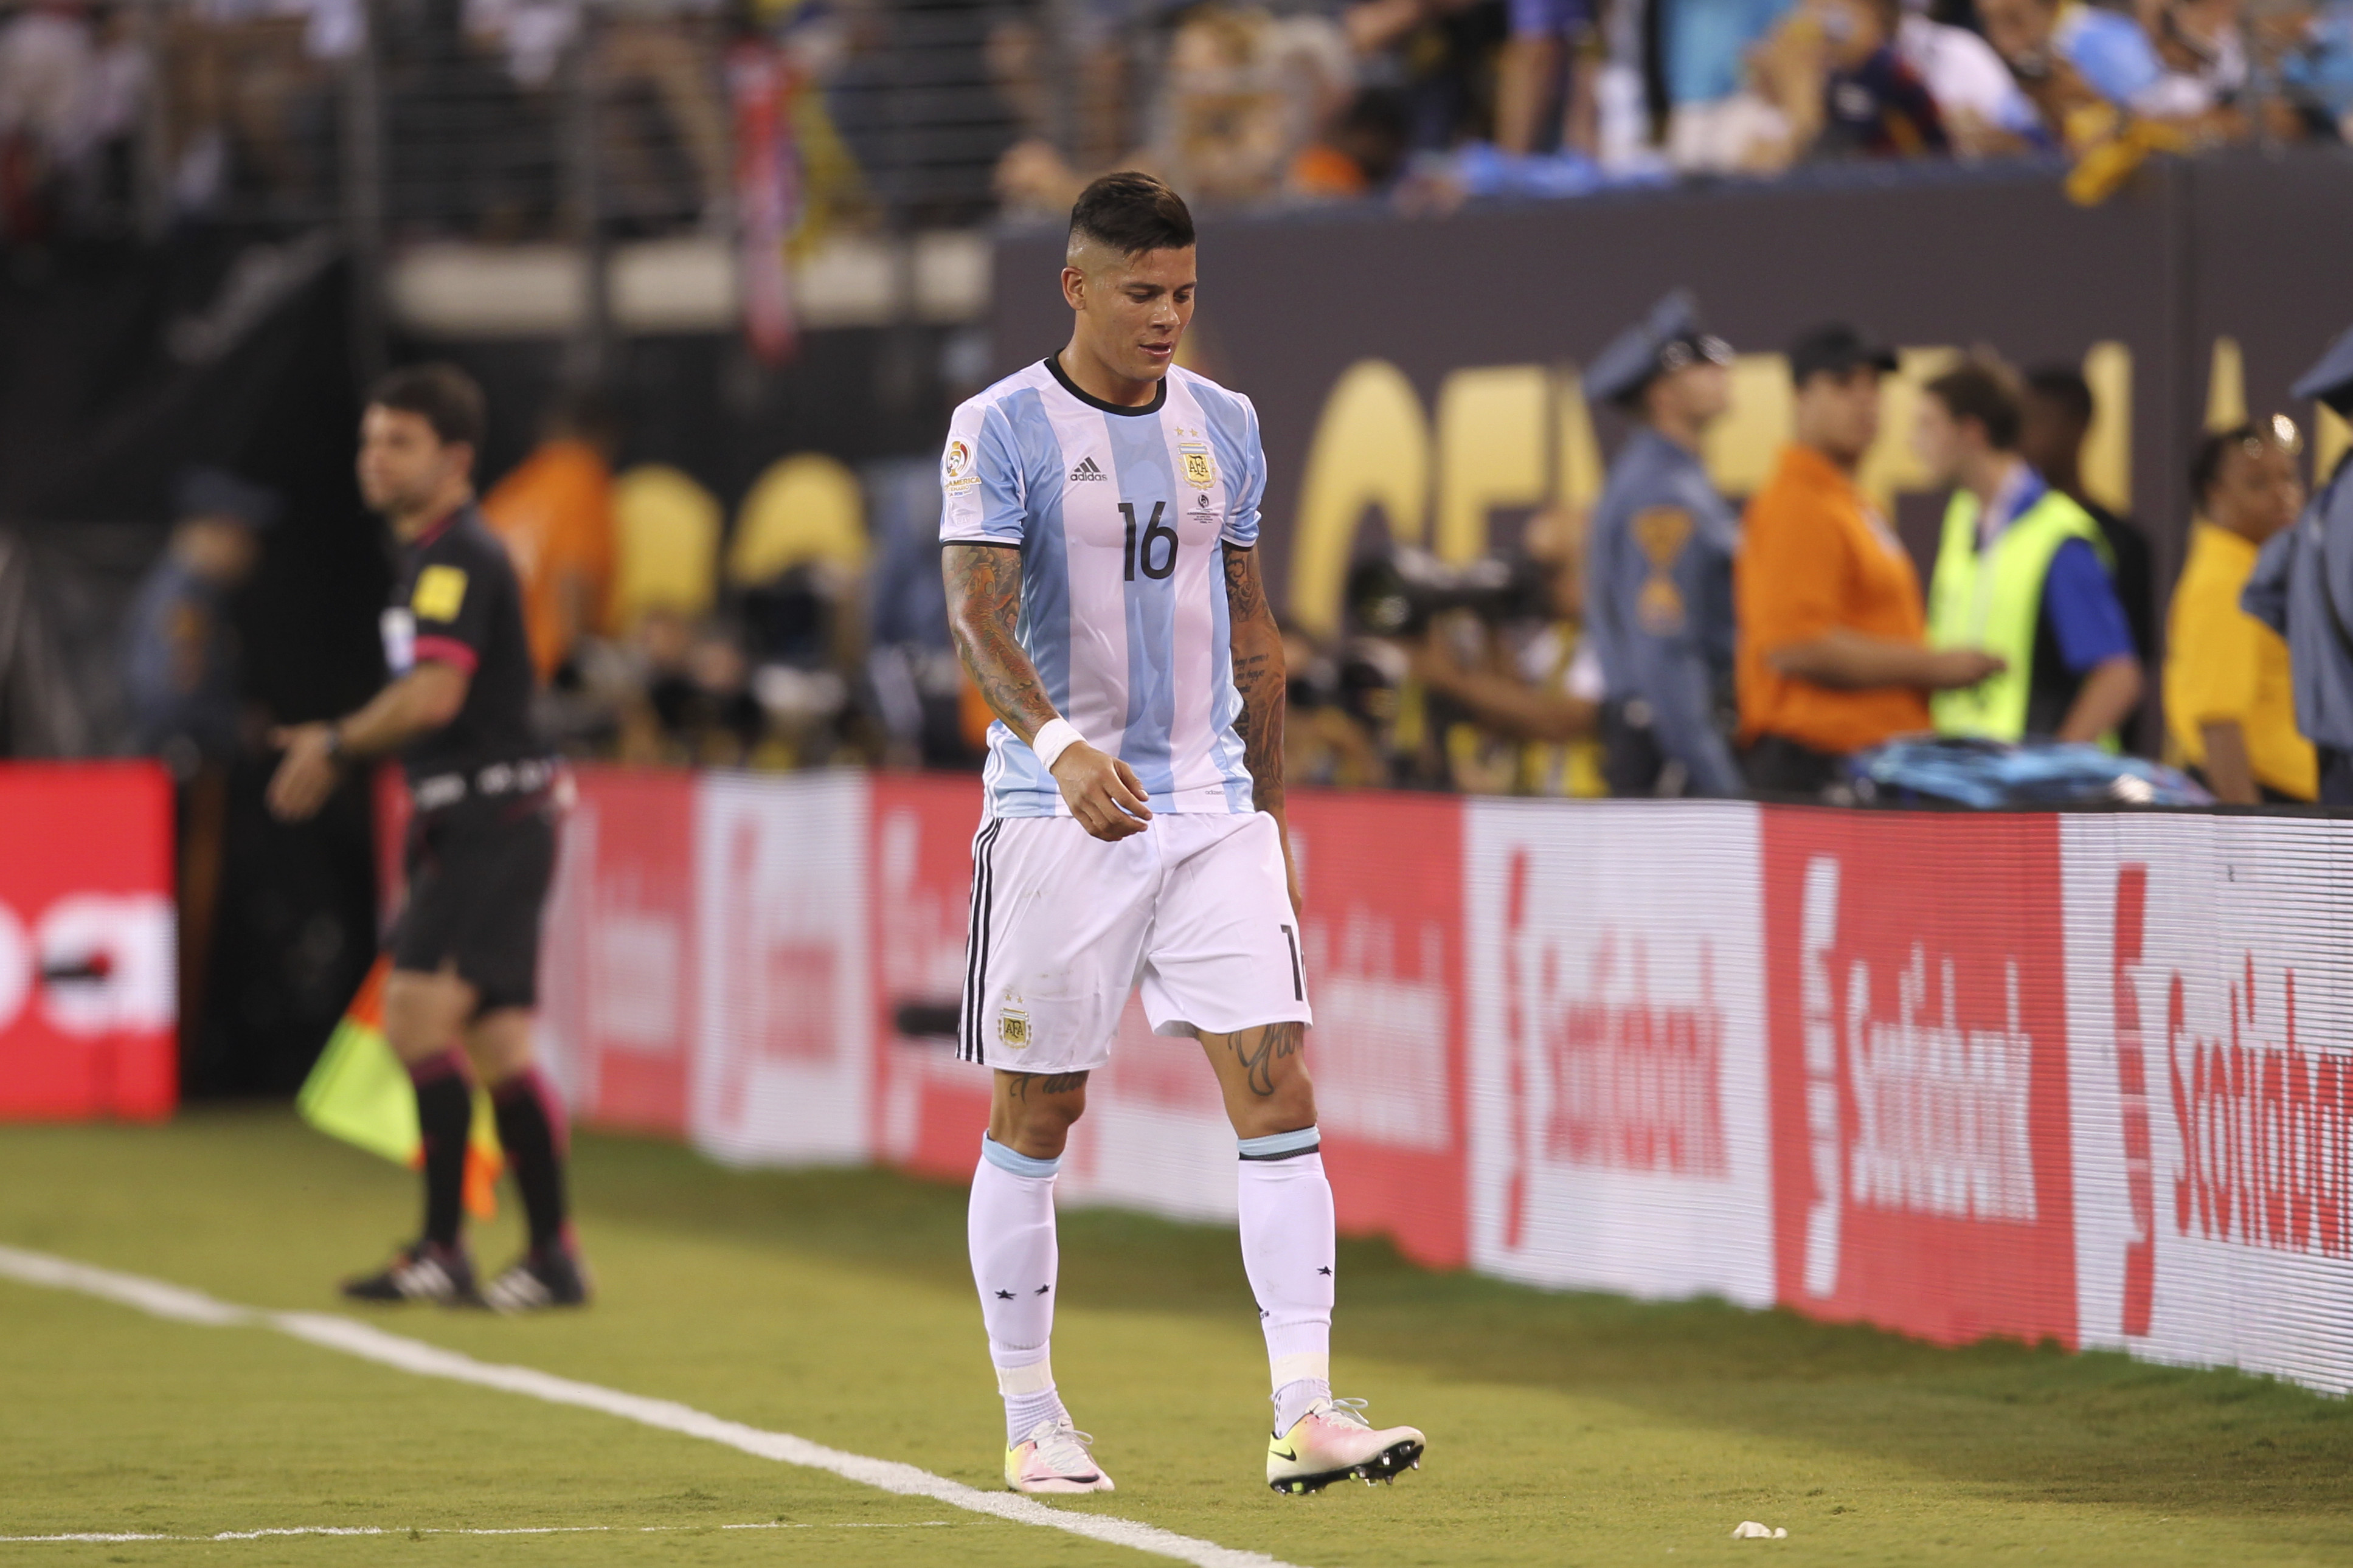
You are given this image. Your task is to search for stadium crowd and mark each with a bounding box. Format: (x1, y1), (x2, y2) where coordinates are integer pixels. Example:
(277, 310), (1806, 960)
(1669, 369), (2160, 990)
(5, 0), (2353, 244)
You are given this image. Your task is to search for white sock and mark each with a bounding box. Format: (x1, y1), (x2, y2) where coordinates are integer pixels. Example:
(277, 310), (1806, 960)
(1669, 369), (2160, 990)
(969, 1135), (1069, 1445)
(1238, 1128), (1335, 1437)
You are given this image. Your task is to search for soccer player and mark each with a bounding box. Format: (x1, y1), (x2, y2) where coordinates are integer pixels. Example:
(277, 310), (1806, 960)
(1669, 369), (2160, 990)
(940, 172), (1426, 1496)
(267, 364), (586, 1313)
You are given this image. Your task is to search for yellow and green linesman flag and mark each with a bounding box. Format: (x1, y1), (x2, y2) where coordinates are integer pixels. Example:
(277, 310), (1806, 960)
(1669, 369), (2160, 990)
(297, 955), (504, 1219)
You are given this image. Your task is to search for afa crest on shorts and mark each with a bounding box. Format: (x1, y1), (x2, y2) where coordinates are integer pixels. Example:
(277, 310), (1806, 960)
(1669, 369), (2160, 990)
(1179, 441), (1215, 489)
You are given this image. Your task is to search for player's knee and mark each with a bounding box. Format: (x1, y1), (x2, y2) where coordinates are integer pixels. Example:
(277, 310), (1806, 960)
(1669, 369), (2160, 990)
(381, 970), (474, 1063)
(1230, 1072), (1316, 1140)
(989, 1073), (1087, 1159)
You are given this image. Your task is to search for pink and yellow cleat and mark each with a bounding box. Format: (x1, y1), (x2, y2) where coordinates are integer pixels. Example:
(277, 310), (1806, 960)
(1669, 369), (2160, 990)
(1267, 1398), (1426, 1495)
(1005, 1418), (1116, 1494)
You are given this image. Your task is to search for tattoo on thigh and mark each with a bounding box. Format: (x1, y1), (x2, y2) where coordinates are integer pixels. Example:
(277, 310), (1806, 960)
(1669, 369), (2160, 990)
(1230, 1022), (1303, 1098)
(1010, 1071), (1088, 1100)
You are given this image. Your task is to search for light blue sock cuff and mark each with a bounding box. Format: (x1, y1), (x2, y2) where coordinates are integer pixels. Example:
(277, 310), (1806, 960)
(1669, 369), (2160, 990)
(1237, 1126), (1321, 1162)
(981, 1135), (1062, 1179)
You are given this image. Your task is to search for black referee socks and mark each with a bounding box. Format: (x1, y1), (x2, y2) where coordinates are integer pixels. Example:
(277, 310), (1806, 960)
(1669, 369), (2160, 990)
(491, 1068), (571, 1253)
(406, 1050), (473, 1250)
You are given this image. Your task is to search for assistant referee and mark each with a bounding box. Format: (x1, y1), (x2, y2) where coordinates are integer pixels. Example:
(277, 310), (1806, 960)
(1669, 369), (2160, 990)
(268, 364), (586, 1311)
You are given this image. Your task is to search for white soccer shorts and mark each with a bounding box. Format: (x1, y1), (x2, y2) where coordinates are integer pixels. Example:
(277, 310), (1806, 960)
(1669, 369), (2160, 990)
(956, 810), (1312, 1073)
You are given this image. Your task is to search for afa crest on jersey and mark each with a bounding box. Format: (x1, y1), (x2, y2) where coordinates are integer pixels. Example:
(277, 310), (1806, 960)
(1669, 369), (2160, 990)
(1179, 441), (1215, 489)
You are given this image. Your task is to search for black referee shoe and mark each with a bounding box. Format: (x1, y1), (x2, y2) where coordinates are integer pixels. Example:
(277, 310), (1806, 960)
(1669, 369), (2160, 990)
(482, 1244), (592, 1313)
(341, 1240), (480, 1305)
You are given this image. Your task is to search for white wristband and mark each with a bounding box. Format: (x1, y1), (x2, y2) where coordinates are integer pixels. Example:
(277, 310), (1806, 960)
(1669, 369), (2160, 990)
(1030, 718), (1086, 772)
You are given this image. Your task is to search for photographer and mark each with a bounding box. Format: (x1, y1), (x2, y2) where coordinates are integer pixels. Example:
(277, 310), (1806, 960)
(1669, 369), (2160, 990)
(1384, 505), (1605, 795)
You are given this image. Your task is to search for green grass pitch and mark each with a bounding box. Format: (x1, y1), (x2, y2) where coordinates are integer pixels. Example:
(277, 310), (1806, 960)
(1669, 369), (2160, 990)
(3, 1108), (2352, 1566)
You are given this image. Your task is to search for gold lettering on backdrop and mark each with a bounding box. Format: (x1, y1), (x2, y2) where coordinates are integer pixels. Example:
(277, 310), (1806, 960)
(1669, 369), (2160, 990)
(1433, 365), (1551, 564)
(1289, 340), (2145, 632)
(1855, 346), (1962, 507)
(2204, 336), (2247, 432)
(2319, 406), (2352, 483)
(1289, 359), (1432, 635)
(1700, 354), (1795, 499)
(1554, 369), (1604, 511)
(2081, 341), (2133, 514)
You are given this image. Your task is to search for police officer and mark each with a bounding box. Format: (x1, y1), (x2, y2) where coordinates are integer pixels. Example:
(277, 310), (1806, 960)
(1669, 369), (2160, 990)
(123, 468), (277, 771)
(1582, 291), (1744, 796)
(266, 364), (587, 1311)
(2245, 323), (2353, 806)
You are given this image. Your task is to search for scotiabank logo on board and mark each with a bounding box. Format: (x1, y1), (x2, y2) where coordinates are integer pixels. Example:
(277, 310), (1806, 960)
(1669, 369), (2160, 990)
(2111, 862), (2353, 1282)
(1762, 811), (2078, 1347)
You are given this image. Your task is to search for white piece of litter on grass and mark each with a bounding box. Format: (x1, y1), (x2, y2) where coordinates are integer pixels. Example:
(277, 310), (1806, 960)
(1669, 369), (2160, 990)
(1730, 1521), (1788, 1539)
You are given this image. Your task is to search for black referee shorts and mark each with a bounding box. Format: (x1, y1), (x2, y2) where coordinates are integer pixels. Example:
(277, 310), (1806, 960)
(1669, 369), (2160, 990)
(389, 791), (558, 1014)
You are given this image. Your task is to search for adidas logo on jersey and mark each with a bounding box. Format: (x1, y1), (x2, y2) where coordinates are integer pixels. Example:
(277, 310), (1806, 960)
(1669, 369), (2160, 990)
(1069, 457), (1107, 482)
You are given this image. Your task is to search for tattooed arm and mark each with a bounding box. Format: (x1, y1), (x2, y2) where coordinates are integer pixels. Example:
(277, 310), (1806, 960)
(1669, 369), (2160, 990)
(943, 541), (1151, 841)
(1224, 542), (1301, 914)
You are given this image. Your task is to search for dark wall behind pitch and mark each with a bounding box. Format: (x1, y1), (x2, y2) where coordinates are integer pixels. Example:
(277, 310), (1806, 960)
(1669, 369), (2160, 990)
(990, 150), (2353, 650)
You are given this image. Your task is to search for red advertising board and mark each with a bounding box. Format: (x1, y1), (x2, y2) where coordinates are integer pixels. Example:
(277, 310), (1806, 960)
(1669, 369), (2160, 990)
(868, 772), (995, 1181)
(0, 762), (176, 1121)
(1291, 790), (1468, 1268)
(1761, 807), (2078, 1348)
(538, 768), (697, 1136)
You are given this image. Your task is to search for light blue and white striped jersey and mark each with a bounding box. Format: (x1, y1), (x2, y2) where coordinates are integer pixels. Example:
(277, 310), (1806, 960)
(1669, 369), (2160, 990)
(940, 356), (1267, 818)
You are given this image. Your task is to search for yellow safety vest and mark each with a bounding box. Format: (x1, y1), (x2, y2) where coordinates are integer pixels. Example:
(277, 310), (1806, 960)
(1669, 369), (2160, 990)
(1927, 486), (2113, 745)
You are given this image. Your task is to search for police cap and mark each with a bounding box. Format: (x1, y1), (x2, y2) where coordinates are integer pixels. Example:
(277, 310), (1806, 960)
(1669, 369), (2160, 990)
(1586, 291), (1731, 409)
(2290, 323), (2353, 418)
(174, 467), (282, 531)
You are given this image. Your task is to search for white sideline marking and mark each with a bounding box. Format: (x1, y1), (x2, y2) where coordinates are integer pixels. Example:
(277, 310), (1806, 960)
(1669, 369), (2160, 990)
(0, 1245), (1308, 1568)
(0, 1522), (952, 1543)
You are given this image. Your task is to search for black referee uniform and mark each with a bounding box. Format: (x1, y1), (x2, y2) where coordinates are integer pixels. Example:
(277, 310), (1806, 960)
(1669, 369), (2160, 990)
(348, 500), (587, 1309)
(383, 503), (557, 1006)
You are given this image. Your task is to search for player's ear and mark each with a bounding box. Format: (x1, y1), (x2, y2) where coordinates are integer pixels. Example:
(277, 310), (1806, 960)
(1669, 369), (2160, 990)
(1061, 264), (1087, 313)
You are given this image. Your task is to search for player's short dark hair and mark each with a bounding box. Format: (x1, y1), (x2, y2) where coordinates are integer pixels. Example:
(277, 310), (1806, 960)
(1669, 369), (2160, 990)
(1924, 361), (2023, 451)
(369, 362), (487, 451)
(2023, 365), (2095, 429)
(1069, 172), (1196, 259)
(2191, 422), (2270, 505)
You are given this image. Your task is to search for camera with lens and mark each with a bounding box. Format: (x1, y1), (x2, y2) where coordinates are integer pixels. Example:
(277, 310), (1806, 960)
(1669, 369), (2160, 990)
(1346, 547), (1556, 638)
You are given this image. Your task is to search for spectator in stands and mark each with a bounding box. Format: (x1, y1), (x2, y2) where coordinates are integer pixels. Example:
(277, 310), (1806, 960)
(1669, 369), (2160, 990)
(1736, 323), (2001, 795)
(0, 0), (145, 237)
(1745, 0), (1949, 164)
(482, 388), (619, 686)
(1287, 86), (1415, 197)
(1345, 0), (1511, 151)
(1916, 359), (2143, 745)
(2244, 324), (2353, 804)
(123, 468), (277, 772)
(1494, 0), (1603, 155)
(1976, 0), (2217, 131)
(1894, 0), (2045, 153)
(2166, 420), (2312, 802)
(997, 3), (1358, 212)
(2275, 0), (2353, 140)
(1658, 0), (1798, 170)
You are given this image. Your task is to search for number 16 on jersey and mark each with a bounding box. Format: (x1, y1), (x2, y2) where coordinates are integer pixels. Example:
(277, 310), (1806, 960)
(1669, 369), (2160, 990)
(1121, 502), (1179, 581)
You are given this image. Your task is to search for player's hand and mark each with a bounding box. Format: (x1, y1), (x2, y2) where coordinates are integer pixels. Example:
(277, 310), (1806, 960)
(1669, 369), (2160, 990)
(1052, 742), (1152, 841)
(266, 723), (341, 823)
(1928, 649), (2007, 690)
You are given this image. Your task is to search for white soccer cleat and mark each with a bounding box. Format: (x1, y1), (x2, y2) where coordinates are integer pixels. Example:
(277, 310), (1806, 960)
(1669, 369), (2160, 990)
(1004, 1418), (1116, 1494)
(1266, 1398), (1426, 1495)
